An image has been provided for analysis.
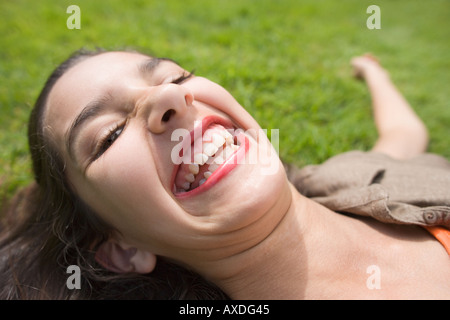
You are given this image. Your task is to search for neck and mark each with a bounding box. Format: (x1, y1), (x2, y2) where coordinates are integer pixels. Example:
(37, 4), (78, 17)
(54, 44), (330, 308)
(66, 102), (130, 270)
(204, 183), (318, 299)
(206, 183), (382, 299)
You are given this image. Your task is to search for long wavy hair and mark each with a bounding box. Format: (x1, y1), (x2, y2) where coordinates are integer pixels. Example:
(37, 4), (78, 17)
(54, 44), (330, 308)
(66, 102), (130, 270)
(0, 49), (228, 299)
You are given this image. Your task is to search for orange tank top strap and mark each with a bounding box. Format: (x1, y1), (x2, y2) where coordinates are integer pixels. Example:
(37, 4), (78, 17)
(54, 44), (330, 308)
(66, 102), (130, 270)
(424, 226), (450, 255)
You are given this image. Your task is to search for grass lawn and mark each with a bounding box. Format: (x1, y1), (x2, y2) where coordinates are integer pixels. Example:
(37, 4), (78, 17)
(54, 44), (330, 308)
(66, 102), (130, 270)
(1, 0), (449, 199)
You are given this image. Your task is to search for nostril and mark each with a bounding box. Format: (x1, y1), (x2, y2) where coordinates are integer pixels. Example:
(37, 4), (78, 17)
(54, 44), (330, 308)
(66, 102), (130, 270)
(161, 109), (175, 122)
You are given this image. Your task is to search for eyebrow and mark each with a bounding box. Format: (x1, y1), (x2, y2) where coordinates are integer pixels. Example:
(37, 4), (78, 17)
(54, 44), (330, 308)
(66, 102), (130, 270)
(138, 57), (176, 77)
(65, 57), (167, 161)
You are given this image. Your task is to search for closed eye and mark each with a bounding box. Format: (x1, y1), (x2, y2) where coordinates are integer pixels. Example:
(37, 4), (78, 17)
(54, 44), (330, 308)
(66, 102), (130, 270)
(170, 71), (194, 84)
(92, 123), (125, 161)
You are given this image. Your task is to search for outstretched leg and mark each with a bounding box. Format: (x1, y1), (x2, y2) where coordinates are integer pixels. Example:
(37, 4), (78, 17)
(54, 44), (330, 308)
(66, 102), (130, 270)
(351, 54), (429, 160)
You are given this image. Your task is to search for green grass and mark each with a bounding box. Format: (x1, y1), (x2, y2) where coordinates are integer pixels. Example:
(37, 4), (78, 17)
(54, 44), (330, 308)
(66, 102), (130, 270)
(1, 0), (449, 199)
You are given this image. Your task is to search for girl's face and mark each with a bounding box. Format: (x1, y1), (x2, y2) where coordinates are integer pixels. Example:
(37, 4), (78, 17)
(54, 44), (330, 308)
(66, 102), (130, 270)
(44, 52), (288, 266)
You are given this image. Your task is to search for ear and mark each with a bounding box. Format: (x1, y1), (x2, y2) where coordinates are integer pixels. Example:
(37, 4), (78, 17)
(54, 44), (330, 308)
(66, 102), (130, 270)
(95, 239), (157, 274)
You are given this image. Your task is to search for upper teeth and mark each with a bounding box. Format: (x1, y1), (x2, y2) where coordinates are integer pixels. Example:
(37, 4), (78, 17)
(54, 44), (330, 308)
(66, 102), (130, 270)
(175, 125), (240, 193)
(188, 163), (199, 174)
(212, 133), (226, 147)
(194, 153), (209, 166)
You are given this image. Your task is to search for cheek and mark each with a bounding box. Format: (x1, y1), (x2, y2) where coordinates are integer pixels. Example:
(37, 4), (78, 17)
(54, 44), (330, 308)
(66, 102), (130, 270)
(73, 132), (180, 244)
(96, 133), (155, 197)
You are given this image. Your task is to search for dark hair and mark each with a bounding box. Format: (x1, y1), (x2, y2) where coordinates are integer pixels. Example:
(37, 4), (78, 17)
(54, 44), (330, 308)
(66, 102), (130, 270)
(0, 49), (228, 299)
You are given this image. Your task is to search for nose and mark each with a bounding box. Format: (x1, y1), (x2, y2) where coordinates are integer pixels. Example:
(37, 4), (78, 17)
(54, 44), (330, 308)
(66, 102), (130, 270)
(139, 84), (194, 134)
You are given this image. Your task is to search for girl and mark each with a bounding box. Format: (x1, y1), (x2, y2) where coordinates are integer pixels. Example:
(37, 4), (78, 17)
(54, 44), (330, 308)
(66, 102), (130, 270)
(0, 49), (448, 299)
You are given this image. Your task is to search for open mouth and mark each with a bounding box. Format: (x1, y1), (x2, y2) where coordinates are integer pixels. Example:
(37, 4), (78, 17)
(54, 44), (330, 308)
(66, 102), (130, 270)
(172, 117), (247, 196)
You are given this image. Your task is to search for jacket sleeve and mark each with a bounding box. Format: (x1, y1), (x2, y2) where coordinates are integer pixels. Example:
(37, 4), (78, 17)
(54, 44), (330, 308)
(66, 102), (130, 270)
(289, 151), (450, 229)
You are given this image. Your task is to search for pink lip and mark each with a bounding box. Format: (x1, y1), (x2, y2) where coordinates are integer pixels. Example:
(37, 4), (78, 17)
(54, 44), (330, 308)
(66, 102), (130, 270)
(170, 115), (249, 199)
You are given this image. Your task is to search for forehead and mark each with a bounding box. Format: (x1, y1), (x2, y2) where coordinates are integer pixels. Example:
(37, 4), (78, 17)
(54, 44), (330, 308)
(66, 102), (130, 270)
(47, 51), (149, 114)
